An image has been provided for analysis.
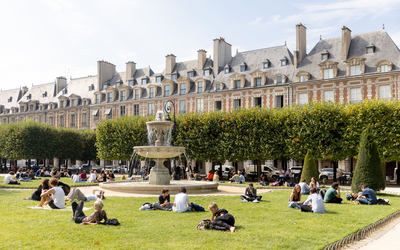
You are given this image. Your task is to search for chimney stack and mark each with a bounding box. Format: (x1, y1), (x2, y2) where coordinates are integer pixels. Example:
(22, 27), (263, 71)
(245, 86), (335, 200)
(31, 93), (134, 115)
(22, 86), (28, 95)
(126, 61), (136, 81)
(97, 60), (116, 90)
(341, 26), (352, 60)
(198, 50), (207, 70)
(56, 76), (67, 94)
(294, 23), (307, 67)
(165, 54), (176, 75)
(213, 38), (232, 74)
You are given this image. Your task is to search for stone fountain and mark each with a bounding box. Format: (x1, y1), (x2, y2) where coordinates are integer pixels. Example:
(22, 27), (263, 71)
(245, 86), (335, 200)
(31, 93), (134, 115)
(133, 111), (186, 185)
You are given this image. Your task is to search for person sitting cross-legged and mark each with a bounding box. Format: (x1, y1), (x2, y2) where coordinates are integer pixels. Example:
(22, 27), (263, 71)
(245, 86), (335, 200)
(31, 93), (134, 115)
(356, 184), (378, 205)
(36, 178), (65, 209)
(208, 202), (236, 233)
(324, 182), (343, 204)
(300, 188), (326, 213)
(240, 183), (262, 202)
(4, 171), (20, 185)
(72, 200), (108, 225)
(153, 188), (172, 211)
(298, 179), (310, 195)
(172, 187), (192, 213)
(229, 172), (241, 183)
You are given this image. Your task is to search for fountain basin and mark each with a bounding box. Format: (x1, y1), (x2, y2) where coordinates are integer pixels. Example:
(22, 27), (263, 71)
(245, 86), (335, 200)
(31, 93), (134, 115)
(134, 146), (186, 159)
(100, 180), (219, 194)
(146, 121), (174, 131)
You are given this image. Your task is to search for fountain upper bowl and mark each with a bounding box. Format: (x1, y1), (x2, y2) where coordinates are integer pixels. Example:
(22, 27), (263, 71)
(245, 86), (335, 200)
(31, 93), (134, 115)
(134, 146), (186, 159)
(146, 121), (174, 131)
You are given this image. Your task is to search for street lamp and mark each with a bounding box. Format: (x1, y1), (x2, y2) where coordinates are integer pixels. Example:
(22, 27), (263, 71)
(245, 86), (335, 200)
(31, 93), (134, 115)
(164, 99), (176, 145)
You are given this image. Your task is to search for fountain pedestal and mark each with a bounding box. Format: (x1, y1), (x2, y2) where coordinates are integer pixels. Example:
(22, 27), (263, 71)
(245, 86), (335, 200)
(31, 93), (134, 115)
(149, 158), (170, 185)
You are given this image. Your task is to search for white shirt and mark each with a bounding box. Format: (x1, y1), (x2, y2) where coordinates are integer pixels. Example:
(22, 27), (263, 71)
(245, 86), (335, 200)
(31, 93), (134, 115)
(172, 193), (189, 212)
(279, 170), (285, 177)
(73, 175), (80, 183)
(299, 182), (310, 193)
(52, 186), (65, 209)
(85, 194), (99, 201)
(303, 193), (326, 213)
(4, 174), (13, 184)
(240, 175), (245, 183)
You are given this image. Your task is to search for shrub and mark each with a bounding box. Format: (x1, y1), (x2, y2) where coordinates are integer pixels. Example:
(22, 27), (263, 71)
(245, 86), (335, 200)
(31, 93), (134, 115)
(300, 150), (319, 183)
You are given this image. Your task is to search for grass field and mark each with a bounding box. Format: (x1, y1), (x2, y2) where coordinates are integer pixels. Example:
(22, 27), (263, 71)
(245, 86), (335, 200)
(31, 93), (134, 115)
(0, 177), (99, 188)
(1, 189), (399, 250)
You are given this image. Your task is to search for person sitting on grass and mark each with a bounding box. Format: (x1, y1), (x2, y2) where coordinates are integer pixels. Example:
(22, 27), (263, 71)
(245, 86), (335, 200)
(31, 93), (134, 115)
(239, 171), (245, 184)
(208, 202), (236, 233)
(80, 170), (87, 182)
(72, 200), (107, 225)
(298, 179), (310, 194)
(4, 171), (20, 185)
(288, 184), (302, 209)
(300, 188), (326, 213)
(29, 170), (40, 180)
(356, 184), (378, 205)
(72, 172), (80, 183)
(207, 170), (214, 181)
(194, 173), (202, 181)
(240, 183), (262, 202)
(153, 188), (172, 211)
(66, 188), (105, 202)
(213, 171), (220, 182)
(88, 170), (97, 183)
(36, 178), (65, 209)
(35, 168), (42, 177)
(53, 175), (70, 195)
(107, 170), (115, 182)
(229, 172), (240, 183)
(309, 177), (320, 192)
(324, 182), (343, 204)
(19, 171), (31, 182)
(172, 187), (192, 213)
(28, 178), (50, 201)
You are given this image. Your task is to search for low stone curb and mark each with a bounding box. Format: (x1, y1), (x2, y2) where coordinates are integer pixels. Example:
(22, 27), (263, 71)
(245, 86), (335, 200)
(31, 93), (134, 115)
(0, 184), (99, 190)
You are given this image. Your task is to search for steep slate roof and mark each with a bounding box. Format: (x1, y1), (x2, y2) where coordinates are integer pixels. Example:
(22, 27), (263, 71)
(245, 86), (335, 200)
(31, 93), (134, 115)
(0, 88), (22, 109)
(214, 45), (295, 89)
(20, 82), (58, 104)
(56, 75), (98, 100)
(296, 30), (400, 80)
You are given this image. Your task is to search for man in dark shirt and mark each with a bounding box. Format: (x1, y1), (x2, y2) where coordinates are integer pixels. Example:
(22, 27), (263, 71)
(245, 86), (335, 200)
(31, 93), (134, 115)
(357, 184), (378, 205)
(153, 188), (172, 211)
(208, 202), (236, 233)
(240, 183), (262, 202)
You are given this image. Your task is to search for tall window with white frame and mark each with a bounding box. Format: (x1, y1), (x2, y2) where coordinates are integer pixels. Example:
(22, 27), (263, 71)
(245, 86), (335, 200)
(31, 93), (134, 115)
(148, 103), (154, 116)
(196, 98), (203, 113)
(255, 78), (262, 87)
(198, 81), (203, 93)
(82, 113), (87, 127)
(120, 106), (126, 116)
(135, 89), (140, 100)
(350, 88), (361, 104)
(134, 104), (139, 116)
(275, 95), (284, 108)
(121, 91), (126, 101)
(156, 76), (162, 83)
(164, 85), (170, 97)
(276, 76), (282, 84)
(180, 83), (186, 95)
(149, 87), (154, 98)
(216, 83), (221, 91)
(179, 100), (186, 114)
(323, 69), (334, 79)
(233, 99), (241, 109)
(379, 85), (390, 99)
(324, 90), (334, 102)
(215, 101), (222, 111)
(298, 93), (308, 105)
(108, 92), (112, 102)
(235, 80), (241, 89)
(141, 78), (147, 85)
(95, 94), (100, 104)
(350, 65), (360, 76)
(300, 75), (306, 82)
(381, 65), (388, 73)
(254, 97), (262, 107)
(70, 114), (75, 127)
(60, 115), (64, 127)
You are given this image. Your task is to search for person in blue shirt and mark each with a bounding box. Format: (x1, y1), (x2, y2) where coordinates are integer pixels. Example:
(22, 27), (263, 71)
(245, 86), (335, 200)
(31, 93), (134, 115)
(357, 184), (378, 205)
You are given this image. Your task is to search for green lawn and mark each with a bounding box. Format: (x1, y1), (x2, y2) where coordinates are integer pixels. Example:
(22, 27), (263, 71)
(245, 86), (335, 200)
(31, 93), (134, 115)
(0, 177), (99, 188)
(1, 189), (399, 250)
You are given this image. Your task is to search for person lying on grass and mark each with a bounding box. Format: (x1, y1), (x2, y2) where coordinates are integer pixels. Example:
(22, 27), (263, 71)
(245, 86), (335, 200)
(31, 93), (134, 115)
(36, 178), (65, 209)
(288, 184), (302, 209)
(72, 200), (107, 225)
(208, 202), (236, 233)
(66, 188), (105, 202)
(300, 188), (326, 213)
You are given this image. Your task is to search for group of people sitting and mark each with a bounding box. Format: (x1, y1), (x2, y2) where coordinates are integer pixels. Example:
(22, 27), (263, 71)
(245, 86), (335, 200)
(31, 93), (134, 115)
(229, 171), (245, 184)
(72, 170), (115, 183)
(277, 167), (293, 182)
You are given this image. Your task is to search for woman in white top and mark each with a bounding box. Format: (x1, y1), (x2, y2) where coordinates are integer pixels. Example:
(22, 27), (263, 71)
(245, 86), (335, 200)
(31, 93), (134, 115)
(88, 170), (98, 183)
(309, 177), (320, 192)
(36, 178), (65, 209)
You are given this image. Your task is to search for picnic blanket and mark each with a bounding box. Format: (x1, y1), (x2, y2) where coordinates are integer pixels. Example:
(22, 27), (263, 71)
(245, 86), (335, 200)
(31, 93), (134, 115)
(28, 205), (91, 211)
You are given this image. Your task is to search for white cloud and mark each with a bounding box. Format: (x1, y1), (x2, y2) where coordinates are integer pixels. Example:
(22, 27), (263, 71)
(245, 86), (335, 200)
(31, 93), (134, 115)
(249, 17), (262, 26)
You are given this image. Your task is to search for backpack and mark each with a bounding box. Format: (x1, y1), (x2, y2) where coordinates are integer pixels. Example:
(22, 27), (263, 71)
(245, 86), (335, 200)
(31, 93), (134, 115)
(319, 189), (327, 199)
(190, 202), (205, 212)
(377, 198), (390, 205)
(102, 218), (120, 226)
(197, 219), (211, 230)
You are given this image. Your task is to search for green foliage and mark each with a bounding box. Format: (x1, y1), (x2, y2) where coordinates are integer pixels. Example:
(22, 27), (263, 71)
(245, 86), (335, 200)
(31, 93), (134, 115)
(300, 150), (319, 183)
(78, 129), (97, 161)
(351, 126), (385, 192)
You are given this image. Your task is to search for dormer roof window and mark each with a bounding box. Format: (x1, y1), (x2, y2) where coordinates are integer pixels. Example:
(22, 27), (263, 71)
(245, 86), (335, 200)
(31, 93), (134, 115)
(171, 73), (178, 81)
(42, 91), (47, 98)
(240, 62), (247, 72)
(321, 50), (329, 61)
(115, 81), (122, 88)
(156, 76), (163, 83)
(26, 94), (31, 100)
(204, 68), (212, 76)
(62, 89), (67, 94)
(88, 84), (94, 91)
(224, 65), (230, 74)
(7, 97), (12, 102)
(280, 57), (288, 66)
(187, 70), (195, 78)
(263, 60), (270, 69)
(141, 78), (148, 85)
(128, 80), (135, 86)
(366, 43), (375, 54)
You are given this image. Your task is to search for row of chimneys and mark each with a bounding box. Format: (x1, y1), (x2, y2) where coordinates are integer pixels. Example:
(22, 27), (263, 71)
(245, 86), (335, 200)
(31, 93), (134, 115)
(98, 24), (353, 88)
(293, 23), (352, 67)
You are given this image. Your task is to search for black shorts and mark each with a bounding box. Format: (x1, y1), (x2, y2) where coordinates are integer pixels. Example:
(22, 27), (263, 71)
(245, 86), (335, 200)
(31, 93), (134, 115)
(48, 200), (60, 209)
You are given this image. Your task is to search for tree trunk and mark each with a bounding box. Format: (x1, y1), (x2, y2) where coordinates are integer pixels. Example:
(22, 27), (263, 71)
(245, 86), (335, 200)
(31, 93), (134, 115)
(350, 157), (354, 173)
(396, 161), (400, 185)
(257, 159), (262, 182)
(333, 161), (337, 181)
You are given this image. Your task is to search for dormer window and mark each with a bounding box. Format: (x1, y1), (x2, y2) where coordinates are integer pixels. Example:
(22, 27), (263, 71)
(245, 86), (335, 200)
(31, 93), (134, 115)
(107, 92), (113, 102)
(26, 94), (31, 100)
(350, 65), (361, 76)
(149, 87), (154, 98)
(321, 50), (329, 61)
(42, 91), (47, 98)
(95, 94), (100, 104)
(8, 97), (12, 102)
(180, 83), (186, 95)
(197, 81), (203, 93)
(235, 80), (241, 89)
(274, 74), (287, 84)
(62, 89), (67, 95)
(135, 89), (140, 99)
(281, 57), (287, 66)
(263, 60), (269, 69)
(187, 71), (194, 78)
(224, 65), (230, 74)
(171, 74), (178, 81)
(345, 56), (366, 76)
(141, 78), (147, 85)
(164, 85), (170, 97)
(366, 43), (375, 54)
(128, 80), (134, 86)
(381, 65), (388, 72)
(156, 76), (162, 83)
(240, 63), (247, 72)
(88, 84), (95, 91)
(102, 84), (108, 90)
(121, 91), (126, 101)
(376, 60), (393, 73)
(204, 69), (211, 76)
(277, 76), (282, 84)
(115, 82), (122, 88)
(216, 83), (221, 92)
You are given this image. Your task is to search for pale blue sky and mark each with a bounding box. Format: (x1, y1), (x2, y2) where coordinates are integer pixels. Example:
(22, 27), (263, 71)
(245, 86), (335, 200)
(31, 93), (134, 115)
(1, 0), (400, 91)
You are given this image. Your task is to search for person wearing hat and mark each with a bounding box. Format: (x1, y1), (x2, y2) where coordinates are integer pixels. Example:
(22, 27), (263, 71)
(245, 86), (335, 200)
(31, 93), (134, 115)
(240, 183), (262, 202)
